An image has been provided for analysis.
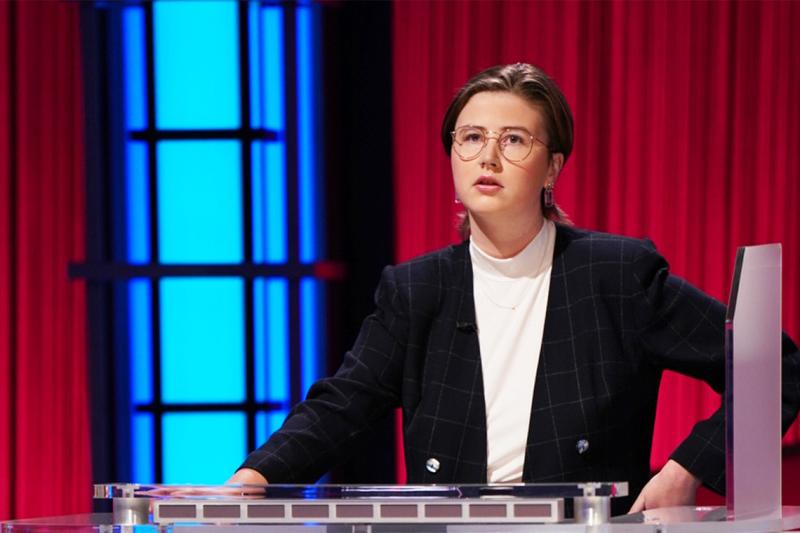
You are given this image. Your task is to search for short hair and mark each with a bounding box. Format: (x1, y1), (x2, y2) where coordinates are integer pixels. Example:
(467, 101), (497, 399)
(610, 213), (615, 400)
(441, 63), (575, 232)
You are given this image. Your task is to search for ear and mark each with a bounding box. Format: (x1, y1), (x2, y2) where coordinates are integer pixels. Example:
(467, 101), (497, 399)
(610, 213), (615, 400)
(547, 152), (565, 185)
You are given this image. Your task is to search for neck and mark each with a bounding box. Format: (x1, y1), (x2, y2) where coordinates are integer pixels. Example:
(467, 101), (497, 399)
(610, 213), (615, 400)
(469, 212), (545, 259)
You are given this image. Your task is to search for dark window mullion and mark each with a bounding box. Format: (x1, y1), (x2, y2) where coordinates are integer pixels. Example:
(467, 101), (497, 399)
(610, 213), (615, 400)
(238, 0), (257, 456)
(143, 0), (164, 484)
(282, 5), (302, 407)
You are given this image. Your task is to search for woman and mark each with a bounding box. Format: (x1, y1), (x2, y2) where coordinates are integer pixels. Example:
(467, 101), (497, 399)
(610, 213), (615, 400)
(230, 63), (800, 514)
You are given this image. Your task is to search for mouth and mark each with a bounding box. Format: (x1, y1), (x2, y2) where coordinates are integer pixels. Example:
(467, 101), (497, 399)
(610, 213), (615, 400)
(473, 175), (503, 192)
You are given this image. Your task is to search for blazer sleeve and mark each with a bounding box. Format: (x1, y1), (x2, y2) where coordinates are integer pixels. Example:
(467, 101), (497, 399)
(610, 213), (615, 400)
(238, 265), (409, 483)
(630, 240), (800, 494)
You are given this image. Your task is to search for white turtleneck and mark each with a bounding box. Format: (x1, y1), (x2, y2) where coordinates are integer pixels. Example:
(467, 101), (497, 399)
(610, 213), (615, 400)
(469, 220), (556, 483)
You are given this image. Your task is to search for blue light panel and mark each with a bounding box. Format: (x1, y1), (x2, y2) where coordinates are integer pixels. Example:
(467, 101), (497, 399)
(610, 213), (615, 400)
(153, 0), (240, 129)
(132, 413), (154, 483)
(260, 6), (285, 131)
(122, 6), (146, 131)
(296, 6), (319, 263)
(157, 141), (243, 263)
(248, 1), (262, 129)
(300, 278), (320, 398)
(160, 278), (245, 403)
(255, 142), (287, 264)
(162, 412), (246, 484)
(252, 6), (287, 264)
(129, 279), (153, 404)
(254, 279), (289, 403)
(125, 142), (149, 263)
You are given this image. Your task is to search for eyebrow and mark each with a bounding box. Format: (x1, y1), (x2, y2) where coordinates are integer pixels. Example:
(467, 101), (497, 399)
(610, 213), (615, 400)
(459, 124), (533, 131)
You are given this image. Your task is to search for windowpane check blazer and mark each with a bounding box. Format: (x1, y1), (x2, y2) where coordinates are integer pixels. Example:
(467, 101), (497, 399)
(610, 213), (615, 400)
(241, 224), (800, 512)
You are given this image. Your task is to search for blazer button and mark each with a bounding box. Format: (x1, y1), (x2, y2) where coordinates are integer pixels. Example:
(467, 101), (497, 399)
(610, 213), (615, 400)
(576, 439), (590, 455)
(425, 458), (440, 474)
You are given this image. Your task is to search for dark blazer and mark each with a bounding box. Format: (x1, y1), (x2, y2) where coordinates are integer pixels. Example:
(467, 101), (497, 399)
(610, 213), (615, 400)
(241, 225), (800, 512)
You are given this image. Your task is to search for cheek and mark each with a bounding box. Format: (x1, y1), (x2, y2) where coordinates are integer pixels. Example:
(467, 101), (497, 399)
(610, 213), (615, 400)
(451, 158), (468, 186)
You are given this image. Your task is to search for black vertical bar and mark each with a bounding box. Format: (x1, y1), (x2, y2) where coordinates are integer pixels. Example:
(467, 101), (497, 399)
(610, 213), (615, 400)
(282, 4), (302, 407)
(239, 0), (257, 454)
(7, 0), (18, 515)
(143, 1), (163, 483)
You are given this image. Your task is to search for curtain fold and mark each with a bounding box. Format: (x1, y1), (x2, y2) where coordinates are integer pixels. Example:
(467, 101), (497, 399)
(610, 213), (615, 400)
(0, 1), (90, 519)
(393, 0), (800, 483)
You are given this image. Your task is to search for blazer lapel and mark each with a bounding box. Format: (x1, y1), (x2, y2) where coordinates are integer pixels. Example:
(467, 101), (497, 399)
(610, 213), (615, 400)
(522, 225), (574, 480)
(445, 242), (488, 481)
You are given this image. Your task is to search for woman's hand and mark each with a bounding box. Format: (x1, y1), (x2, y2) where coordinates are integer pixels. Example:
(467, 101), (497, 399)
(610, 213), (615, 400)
(628, 459), (701, 513)
(226, 467), (268, 485)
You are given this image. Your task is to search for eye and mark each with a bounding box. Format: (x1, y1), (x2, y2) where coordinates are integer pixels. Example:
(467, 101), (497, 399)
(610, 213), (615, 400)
(457, 128), (484, 144)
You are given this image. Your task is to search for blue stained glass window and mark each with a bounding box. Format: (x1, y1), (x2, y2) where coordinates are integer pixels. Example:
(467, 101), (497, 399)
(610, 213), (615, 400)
(153, 0), (240, 129)
(160, 278), (245, 403)
(162, 412), (246, 484)
(157, 141), (243, 264)
(118, 0), (326, 485)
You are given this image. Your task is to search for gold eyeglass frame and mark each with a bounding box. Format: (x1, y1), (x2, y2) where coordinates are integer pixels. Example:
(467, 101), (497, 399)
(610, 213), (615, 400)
(450, 126), (549, 163)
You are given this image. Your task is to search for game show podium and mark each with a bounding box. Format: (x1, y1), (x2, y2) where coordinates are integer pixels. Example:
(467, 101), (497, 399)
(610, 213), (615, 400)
(3, 243), (798, 533)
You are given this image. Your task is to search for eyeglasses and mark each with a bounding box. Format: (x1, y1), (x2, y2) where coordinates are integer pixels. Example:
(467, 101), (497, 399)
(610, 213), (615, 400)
(450, 126), (549, 162)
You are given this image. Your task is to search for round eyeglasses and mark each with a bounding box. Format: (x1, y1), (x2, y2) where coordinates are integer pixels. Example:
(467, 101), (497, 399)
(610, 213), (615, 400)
(451, 126), (549, 162)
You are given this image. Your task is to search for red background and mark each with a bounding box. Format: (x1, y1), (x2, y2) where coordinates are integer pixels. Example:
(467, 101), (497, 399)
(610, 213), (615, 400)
(0, 1), (91, 520)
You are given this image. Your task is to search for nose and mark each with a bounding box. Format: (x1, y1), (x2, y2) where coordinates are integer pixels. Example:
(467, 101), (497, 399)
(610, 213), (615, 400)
(480, 136), (502, 169)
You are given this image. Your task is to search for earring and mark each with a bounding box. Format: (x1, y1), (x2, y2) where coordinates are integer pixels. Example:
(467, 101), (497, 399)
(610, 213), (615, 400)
(455, 196), (461, 204)
(543, 183), (554, 208)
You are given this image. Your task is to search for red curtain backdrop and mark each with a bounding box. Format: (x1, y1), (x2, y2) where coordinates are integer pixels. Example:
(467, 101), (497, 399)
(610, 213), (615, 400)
(392, 0), (800, 491)
(0, 1), (91, 520)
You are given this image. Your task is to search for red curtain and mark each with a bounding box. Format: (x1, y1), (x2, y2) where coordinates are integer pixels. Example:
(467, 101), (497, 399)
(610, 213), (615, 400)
(0, 1), (91, 520)
(392, 0), (800, 487)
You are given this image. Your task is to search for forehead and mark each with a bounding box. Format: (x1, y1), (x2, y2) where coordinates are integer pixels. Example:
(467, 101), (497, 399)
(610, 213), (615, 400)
(455, 91), (545, 131)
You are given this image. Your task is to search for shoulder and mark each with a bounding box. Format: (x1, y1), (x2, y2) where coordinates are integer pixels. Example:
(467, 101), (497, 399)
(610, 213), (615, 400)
(555, 224), (661, 264)
(386, 241), (469, 286)
(374, 242), (469, 316)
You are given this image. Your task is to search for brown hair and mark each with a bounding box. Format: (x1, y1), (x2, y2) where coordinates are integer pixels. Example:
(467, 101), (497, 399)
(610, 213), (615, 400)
(441, 63), (574, 237)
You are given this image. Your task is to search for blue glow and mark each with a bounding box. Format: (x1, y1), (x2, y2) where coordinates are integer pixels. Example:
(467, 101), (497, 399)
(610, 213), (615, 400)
(132, 413), (154, 483)
(153, 1), (240, 129)
(129, 279), (153, 404)
(261, 7), (284, 131)
(163, 413), (246, 484)
(255, 6), (287, 264)
(122, 7), (146, 130)
(254, 279), (289, 402)
(264, 142), (287, 263)
(248, 1), (261, 129)
(252, 141), (265, 262)
(256, 410), (288, 447)
(157, 141), (242, 263)
(300, 278), (321, 398)
(296, 6), (319, 263)
(160, 278), (245, 403)
(126, 142), (149, 263)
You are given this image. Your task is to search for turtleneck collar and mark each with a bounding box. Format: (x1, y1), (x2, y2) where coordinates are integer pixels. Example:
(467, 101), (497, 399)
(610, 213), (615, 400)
(469, 220), (554, 280)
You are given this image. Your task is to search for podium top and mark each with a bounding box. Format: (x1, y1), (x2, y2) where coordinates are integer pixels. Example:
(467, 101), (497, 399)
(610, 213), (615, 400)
(94, 481), (628, 500)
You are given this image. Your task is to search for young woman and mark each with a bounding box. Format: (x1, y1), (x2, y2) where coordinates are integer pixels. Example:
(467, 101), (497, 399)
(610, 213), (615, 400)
(229, 63), (800, 514)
